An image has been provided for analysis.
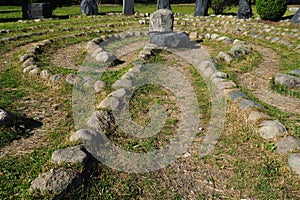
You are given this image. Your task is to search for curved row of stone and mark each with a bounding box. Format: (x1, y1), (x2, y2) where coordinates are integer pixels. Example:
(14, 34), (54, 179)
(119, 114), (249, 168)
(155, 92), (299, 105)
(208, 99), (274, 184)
(29, 35), (151, 194)
(162, 14), (299, 51)
(0, 21), (137, 44)
(19, 29), (149, 90)
(206, 34), (300, 176)
(0, 16), (135, 36)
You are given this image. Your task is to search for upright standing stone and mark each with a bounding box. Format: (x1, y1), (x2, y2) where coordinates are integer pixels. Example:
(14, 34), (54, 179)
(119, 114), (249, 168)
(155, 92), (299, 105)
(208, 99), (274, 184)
(80, 0), (98, 15)
(150, 9), (174, 33)
(238, 0), (252, 19)
(157, 0), (171, 10)
(194, 0), (211, 16)
(123, 0), (134, 15)
(22, 0), (29, 19)
(291, 9), (300, 24)
(149, 9), (190, 48)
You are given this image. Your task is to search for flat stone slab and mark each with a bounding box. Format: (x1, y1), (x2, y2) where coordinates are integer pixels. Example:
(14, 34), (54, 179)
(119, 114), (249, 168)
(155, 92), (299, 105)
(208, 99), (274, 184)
(228, 91), (248, 102)
(288, 153), (300, 176)
(51, 146), (88, 165)
(30, 169), (82, 194)
(150, 32), (190, 48)
(238, 99), (264, 109)
(258, 120), (286, 139)
(275, 136), (300, 154)
(70, 129), (100, 142)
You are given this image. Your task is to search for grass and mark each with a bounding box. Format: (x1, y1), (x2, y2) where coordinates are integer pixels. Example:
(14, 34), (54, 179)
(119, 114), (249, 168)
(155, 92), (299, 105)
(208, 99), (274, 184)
(0, 3), (300, 200)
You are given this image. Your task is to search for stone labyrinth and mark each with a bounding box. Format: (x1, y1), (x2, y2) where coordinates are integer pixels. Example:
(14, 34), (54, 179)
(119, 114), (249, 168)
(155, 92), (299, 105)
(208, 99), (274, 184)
(0, 8), (300, 199)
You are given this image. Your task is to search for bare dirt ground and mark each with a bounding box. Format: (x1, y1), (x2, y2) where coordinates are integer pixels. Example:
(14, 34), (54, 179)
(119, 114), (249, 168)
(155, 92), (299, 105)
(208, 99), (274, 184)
(238, 45), (300, 115)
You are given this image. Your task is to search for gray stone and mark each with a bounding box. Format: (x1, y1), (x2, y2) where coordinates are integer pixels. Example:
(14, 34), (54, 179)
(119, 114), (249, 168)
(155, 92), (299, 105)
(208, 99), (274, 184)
(238, 0), (252, 19)
(50, 74), (62, 83)
(288, 153), (300, 175)
(51, 146), (88, 165)
(275, 136), (300, 154)
(70, 129), (99, 142)
(290, 69), (300, 76)
(238, 99), (264, 109)
(218, 52), (233, 63)
(291, 9), (300, 24)
(80, 0), (98, 15)
(194, 0), (210, 16)
(150, 32), (190, 48)
(138, 19), (146, 25)
(204, 33), (211, 39)
(222, 38), (234, 44)
(23, 65), (38, 73)
(274, 73), (300, 89)
(247, 111), (270, 122)
(217, 81), (237, 89)
(139, 49), (152, 59)
(197, 60), (217, 74)
(20, 54), (30, 62)
(211, 34), (219, 40)
(86, 110), (115, 134)
(258, 120), (286, 139)
(28, 68), (41, 77)
(97, 97), (120, 110)
(211, 71), (228, 79)
(0, 109), (16, 126)
(95, 51), (117, 63)
(150, 9), (174, 33)
(112, 78), (132, 89)
(22, 57), (35, 67)
(157, 0), (171, 10)
(289, 7), (299, 13)
(66, 74), (80, 85)
(90, 48), (103, 58)
(94, 80), (106, 92)
(123, 0), (134, 15)
(231, 45), (249, 56)
(108, 88), (128, 99)
(228, 91), (248, 102)
(22, 3), (53, 19)
(30, 169), (82, 194)
(212, 78), (226, 83)
(189, 32), (198, 40)
(40, 70), (51, 79)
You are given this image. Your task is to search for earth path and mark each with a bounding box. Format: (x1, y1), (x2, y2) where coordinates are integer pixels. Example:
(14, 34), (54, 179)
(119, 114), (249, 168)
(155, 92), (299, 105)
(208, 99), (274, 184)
(237, 45), (300, 115)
